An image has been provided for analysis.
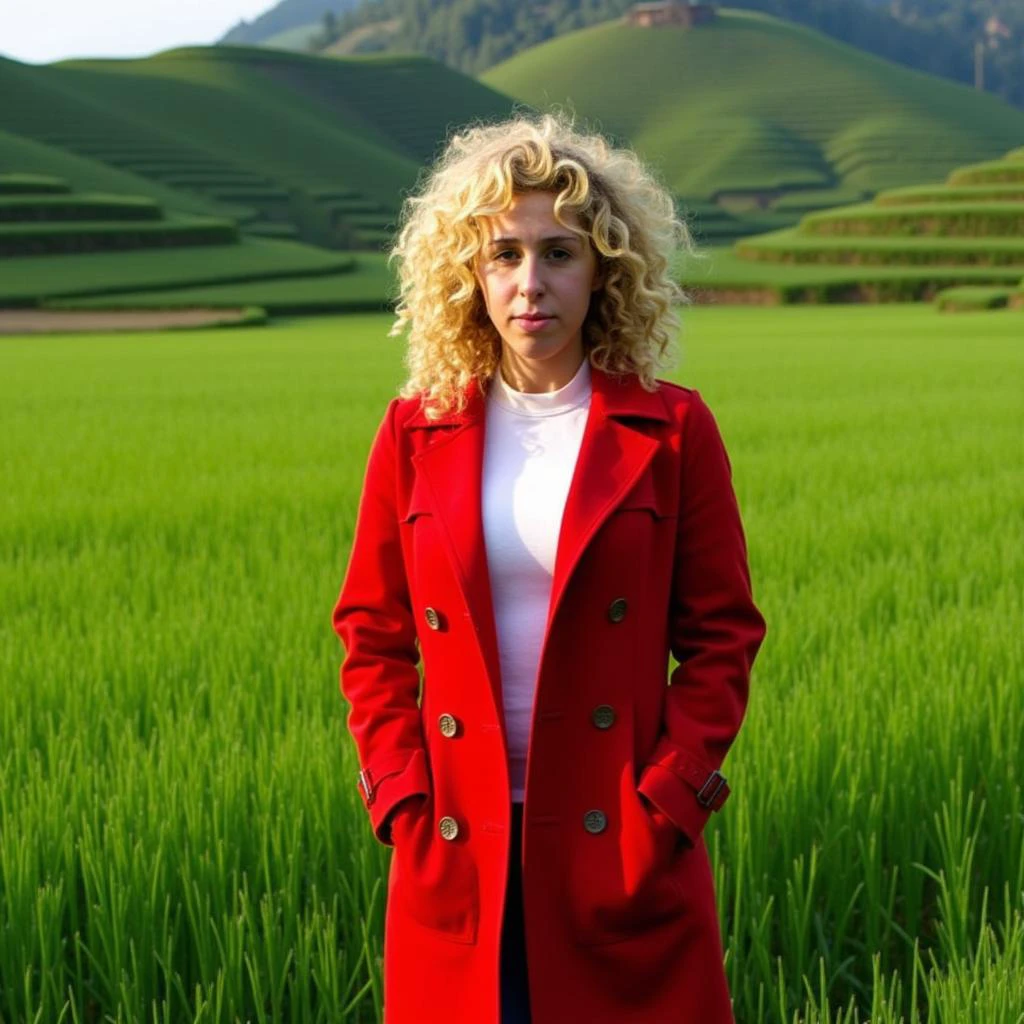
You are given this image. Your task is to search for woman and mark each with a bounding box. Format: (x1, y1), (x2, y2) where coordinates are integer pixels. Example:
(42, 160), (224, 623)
(332, 110), (767, 1023)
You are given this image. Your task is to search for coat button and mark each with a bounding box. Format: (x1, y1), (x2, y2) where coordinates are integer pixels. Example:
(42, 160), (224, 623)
(583, 809), (607, 834)
(438, 713), (458, 738)
(607, 597), (628, 623)
(591, 704), (616, 729)
(424, 606), (440, 630)
(438, 815), (460, 840)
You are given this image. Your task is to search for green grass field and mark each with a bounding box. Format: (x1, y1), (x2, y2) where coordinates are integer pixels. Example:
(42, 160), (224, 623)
(1, 307), (1021, 1022)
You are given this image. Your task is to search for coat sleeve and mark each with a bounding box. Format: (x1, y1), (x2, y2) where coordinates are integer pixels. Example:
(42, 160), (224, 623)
(332, 398), (431, 846)
(637, 389), (767, 846)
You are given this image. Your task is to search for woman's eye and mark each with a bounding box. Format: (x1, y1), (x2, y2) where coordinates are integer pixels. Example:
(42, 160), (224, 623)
(494, 249), (572, 262)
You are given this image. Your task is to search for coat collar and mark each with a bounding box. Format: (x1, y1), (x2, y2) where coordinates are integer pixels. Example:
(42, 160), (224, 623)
(405, 361), (670, 430)
(404, 362), (669, 715)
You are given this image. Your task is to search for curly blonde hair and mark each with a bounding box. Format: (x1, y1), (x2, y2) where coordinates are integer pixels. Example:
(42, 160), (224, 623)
(387, 108), (700, 420)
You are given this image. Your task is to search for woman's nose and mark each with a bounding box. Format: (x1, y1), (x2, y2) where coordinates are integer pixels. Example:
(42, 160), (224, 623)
(517, 253), (545, 296)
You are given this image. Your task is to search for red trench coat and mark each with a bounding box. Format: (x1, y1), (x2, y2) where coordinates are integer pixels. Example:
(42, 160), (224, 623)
(332, 363), (767, 1023)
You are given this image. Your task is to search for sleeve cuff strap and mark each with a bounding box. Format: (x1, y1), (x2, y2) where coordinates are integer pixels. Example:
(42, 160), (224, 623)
(359, 748), (431, 846)
(638, 762), (716, 847)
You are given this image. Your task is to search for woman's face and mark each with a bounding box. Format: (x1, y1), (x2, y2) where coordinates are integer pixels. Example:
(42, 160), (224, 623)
(473, 190), (603, 392)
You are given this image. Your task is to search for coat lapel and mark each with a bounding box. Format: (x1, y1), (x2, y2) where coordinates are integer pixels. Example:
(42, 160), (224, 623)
(407, 363), (670, 705)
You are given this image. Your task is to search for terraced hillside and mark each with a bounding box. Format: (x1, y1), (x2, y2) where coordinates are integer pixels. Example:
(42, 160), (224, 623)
(679, 147), (1024, 306)
(482, 7), (1024, 244)
(0, 173), (392, 316)
(0, 48), (515, 251)
(0, 128), (255, 224)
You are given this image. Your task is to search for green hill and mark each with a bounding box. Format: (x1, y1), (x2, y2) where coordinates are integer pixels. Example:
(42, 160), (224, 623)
(677, 147), (1024, 305)
(310, 0), (1022, 111)
(481, 7), (1024, 242)
(0, 46), (515, 317)
(0, 173), (392, 315)
(0, 47), (516, 251)
(0, 128), (257, 223)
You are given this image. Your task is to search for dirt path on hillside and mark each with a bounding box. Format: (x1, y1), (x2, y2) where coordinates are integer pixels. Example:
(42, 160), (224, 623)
(0, 308), (256, 335)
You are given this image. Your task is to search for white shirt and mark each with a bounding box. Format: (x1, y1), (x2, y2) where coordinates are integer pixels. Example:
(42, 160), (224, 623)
(481, 356), (592, 802)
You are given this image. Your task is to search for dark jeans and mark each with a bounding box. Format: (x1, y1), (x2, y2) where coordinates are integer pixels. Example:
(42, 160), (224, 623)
(500, 801), (531, 1023)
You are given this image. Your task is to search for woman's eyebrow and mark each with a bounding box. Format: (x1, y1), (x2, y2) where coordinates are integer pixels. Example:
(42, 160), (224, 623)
(487, 234), (579, 247)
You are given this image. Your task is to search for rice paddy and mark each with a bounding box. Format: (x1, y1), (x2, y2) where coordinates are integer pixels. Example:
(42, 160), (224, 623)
(1, 305), (1021, 1022)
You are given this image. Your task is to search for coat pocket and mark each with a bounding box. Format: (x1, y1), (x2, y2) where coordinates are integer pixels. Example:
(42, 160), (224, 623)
(567, 784), (687, 947)
(390, 793), (480, 944)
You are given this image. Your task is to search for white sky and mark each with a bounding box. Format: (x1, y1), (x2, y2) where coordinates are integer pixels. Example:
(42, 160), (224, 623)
(0, 1), (277, 65)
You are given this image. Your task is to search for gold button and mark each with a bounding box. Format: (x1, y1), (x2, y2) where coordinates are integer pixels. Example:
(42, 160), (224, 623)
(607, 597), (628, 623)
(438, 815), (460, 840)
(424, 606), (440, 630)
(438, 713), (458, 738)
(583, 809), (607, 834)
(591, 704), (616, 729)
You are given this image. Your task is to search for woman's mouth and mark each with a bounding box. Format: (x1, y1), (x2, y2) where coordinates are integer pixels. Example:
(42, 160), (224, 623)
(515, 316), (554, 332)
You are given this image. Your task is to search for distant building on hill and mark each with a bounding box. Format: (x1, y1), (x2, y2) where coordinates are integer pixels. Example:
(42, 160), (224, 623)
(984, 16), (1012, 47)
(625, 2), (717, 29)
